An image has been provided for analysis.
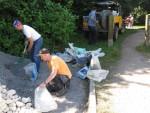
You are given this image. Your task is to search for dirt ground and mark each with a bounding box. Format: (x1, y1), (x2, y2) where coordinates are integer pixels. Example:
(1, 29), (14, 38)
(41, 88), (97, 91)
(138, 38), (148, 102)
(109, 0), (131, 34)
(96, 30), (150, 113)
(0, 52), (89, 113)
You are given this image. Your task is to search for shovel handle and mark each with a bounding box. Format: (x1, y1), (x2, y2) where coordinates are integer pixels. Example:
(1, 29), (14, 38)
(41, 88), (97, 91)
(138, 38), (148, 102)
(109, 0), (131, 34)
(23, 43), (28, 54)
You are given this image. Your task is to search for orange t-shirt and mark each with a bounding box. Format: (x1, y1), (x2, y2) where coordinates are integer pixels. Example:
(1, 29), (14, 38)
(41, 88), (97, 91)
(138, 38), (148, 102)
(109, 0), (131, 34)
(47, 55), (72, 79)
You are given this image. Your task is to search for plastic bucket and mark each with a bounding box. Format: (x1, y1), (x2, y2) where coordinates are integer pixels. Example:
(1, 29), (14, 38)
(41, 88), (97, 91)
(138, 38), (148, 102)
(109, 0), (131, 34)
(24, 63), (38, 81)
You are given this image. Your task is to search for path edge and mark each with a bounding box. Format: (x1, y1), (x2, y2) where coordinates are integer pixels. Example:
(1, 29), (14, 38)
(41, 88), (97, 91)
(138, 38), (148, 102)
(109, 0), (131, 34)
(87, 80), (96, 113)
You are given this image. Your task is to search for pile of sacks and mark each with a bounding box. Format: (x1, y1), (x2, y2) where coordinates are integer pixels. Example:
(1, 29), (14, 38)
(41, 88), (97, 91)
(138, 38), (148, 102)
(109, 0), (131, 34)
(76, 51), (109, 82)
(0, 85), (40, 113)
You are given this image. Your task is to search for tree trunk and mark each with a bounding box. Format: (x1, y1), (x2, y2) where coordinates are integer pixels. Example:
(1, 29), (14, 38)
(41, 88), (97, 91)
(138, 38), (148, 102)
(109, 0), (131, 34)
(145, 30), (150, 46)
(145, 14), (150, 46)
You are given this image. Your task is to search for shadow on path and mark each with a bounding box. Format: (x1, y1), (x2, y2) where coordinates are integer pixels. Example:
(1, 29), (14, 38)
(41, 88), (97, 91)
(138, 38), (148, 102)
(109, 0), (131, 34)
(96, 30), (150, 113)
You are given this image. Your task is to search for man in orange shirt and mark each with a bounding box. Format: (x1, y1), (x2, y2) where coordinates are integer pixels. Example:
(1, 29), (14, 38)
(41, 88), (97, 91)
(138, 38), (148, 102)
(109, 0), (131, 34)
(39, 48), (72, 96)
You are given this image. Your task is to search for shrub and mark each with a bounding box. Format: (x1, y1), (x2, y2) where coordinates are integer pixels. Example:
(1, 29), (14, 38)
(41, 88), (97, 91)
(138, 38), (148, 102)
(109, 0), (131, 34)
(0, 0), (76, 55)
(132, 6), (147, 24)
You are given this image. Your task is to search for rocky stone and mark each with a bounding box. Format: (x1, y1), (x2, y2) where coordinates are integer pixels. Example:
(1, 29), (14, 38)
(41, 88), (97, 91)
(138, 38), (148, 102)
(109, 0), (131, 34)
(0, 85), (41, 113)
(9, 106), (17, 111)
(1, 85), (6, 89)
(6, 99), (13, 104)
(25, 103), (32, 108)
(7, 89), (16, 96)
(22, 97), (31, 104)
(2, 88), (7, 93)
(2, 106), (8, 112)
(7, 111), (13, 113)
(16, 101), (25, 107)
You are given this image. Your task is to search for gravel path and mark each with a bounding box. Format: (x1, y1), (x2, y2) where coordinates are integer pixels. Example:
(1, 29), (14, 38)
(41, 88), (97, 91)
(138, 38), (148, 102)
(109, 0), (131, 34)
(0, 52), (89, 113)
(97, 30), (150, 113)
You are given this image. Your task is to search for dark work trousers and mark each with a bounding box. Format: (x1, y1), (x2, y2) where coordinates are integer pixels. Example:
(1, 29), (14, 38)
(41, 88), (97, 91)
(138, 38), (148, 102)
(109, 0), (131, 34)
(88, 26), (97, 44)
(46, 75), (70, 97)
(31, 37), (43, 73)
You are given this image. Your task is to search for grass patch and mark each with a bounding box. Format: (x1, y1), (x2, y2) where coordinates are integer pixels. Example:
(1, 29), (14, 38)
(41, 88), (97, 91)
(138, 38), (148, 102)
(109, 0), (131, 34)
(132, 25), (145, 29)
(136, 42), (150, 57)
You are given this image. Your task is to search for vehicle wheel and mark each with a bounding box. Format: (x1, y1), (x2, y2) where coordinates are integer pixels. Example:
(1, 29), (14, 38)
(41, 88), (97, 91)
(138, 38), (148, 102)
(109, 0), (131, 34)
(113, 26), (119, 41)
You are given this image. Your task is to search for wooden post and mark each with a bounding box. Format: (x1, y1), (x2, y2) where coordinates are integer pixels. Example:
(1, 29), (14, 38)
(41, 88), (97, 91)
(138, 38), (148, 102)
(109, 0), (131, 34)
(108, 16), (114, 47)
(145, 14), (150, 46)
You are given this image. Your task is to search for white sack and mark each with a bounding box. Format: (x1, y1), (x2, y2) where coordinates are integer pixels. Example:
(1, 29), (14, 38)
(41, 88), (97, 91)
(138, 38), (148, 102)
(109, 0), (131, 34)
(87, 69), (109, 82)
(90, 54), (101, 70)
(34, 87), (57, 112)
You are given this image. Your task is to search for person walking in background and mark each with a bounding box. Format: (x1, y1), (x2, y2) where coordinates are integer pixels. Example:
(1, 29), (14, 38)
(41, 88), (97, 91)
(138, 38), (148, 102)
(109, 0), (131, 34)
(88, 7), (97, 44)
(129, 14), (134, 28)
(125, 14), (134, 28)
(13, 19), (43, 73)
(38, 48), (72, 97)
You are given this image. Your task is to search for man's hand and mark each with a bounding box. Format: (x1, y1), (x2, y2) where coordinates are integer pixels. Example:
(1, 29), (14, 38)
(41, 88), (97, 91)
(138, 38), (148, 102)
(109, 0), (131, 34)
(39, 82), (46, 88)
(27, 48), (31, 53)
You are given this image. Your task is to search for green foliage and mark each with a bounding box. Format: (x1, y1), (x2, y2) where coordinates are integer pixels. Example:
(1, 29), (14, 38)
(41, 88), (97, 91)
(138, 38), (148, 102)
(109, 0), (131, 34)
(0, 0), (76, 55)
(52, 0), (74, 9)
(132, 6), (147, 24)
(0, 19), (24, 56)
(61, 0), (74, 9)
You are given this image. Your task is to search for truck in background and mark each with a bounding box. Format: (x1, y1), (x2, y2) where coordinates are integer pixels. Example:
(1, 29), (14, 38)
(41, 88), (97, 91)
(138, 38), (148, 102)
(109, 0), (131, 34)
(83, 1), (125, 41)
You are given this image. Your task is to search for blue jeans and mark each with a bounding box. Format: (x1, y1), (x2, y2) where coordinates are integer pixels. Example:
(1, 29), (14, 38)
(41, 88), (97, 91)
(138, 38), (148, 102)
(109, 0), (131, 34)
(31, 37), (43, 73)
(88, 26), (97, 44)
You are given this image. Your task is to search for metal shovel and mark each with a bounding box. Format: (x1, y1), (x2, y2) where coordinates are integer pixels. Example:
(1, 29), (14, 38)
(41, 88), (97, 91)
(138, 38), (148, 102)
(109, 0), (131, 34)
(22, 42), (28, 57)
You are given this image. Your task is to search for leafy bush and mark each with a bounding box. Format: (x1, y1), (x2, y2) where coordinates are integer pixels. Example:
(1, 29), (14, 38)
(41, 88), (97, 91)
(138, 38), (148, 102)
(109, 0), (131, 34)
(52, 0), (74, 9)
(0, 0), (76, 55)
(132, 6), (147, 24)
(0, 19), (24, 56)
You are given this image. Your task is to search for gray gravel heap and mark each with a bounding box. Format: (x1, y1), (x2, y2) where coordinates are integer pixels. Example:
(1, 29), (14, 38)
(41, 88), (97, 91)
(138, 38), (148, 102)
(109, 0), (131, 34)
(0, 51), (89, 113)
